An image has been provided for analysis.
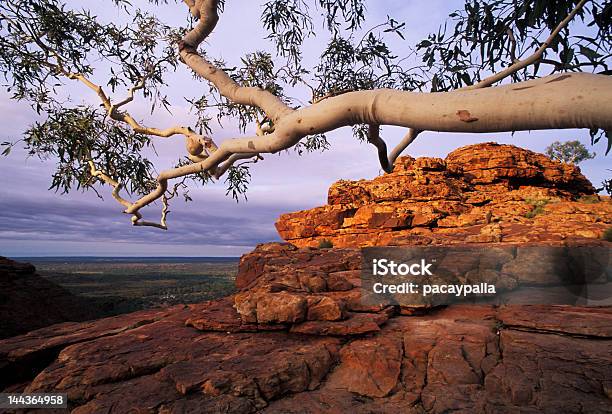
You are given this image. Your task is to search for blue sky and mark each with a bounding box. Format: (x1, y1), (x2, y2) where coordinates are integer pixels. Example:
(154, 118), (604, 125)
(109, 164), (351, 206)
(0, 0), (609, 257)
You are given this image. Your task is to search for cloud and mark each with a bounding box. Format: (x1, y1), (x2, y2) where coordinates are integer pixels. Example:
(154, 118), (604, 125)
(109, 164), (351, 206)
(0, 0), (609, 256)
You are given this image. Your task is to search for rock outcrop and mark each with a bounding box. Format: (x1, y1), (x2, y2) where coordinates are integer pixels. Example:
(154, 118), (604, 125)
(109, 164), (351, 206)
(1, 286), (610, 413)
(0, 257), (109, 339)
(1, 242), (610, 413)
(276, 143), (610, 247)
(1, 143), (611, 413)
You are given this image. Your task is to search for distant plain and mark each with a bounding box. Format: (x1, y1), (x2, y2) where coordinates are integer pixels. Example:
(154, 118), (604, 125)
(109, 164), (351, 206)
(20, 257), (239, 314)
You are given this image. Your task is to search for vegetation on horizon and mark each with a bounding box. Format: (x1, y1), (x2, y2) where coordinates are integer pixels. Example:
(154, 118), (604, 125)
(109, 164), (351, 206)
(32, 258), (237, 312)
(545, 140), (596, 164)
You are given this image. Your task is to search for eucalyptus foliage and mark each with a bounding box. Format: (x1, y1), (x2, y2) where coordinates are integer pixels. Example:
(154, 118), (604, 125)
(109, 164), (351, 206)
(0, 0), (610, 205)
(545, 140), (596, 164)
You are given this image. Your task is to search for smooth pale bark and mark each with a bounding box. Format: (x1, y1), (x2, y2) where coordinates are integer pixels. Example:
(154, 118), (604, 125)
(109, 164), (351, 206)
(125, 0), (612, 224)
(194, 72), (612, 155)
(126, 71), (612, 215)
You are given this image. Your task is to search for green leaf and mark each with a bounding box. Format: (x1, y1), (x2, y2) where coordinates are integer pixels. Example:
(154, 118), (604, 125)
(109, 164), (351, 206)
(579, 45), (602, 61)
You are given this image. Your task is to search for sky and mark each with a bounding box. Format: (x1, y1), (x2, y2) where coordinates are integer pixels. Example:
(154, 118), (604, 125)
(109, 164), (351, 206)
(0, 0), (609, 257)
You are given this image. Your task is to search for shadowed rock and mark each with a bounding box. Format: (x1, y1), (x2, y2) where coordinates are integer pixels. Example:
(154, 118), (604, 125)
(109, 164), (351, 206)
(0, 257), (109, 339)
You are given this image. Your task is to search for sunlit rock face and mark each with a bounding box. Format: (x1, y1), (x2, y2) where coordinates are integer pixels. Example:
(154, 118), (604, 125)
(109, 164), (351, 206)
(276, 142), (609, 248)
(1, 143), (610, 413)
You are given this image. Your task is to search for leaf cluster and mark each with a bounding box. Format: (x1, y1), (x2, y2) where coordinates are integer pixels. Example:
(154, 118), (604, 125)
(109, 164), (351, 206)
(416, 0), (611, 91)
(0, 0), (181, 114)
(23, 106), (156, 196)
(294, 133), (330, 155)
(225, 164), (251, 202)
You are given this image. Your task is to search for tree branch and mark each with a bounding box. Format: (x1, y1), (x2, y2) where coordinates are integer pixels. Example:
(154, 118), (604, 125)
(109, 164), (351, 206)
(388, 128), (421, 166)
(179, 0), (292, 123)
(465, 0), (589, 90)
(367, 124), (392, 173)
(88, 160), (131, 209)
(214, 153), (262, 179)
(386, 0), (589, 167)
(88, 160), (167, 229)
(124, 71), (612, 219)
(24, 32), (217, 154)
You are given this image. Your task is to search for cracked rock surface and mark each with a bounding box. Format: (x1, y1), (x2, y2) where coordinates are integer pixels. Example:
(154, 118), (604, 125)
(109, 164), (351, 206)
(1, 143), (611, 413)
(1, 248), (611, 413)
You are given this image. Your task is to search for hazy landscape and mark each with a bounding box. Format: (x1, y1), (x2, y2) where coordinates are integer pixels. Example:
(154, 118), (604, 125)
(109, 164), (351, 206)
(21, 257), (239, 314)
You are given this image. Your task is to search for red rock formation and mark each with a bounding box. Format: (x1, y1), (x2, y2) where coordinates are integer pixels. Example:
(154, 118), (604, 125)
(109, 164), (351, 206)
(1, 241), (610, 413)
(1, 296), (610, 413)
(1, 143), (611, 413)
(276, 143), (610, 248)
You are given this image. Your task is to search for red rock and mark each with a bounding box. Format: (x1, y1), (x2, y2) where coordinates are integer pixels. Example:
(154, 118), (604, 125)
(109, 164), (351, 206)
(0, 304), (193, 390)
(276, 143), (609, 248)
(1, 296), (609, 413)
(1, 143), (611, 413)
(257, 292), (307, 324)
(497, 305), (612, 337)
(485, 329), (611, 412)
(185, 297), (246, 331)
(185, 297), (285, 333)
(236, 243), (297, 289)
(326, 270), (357, 291)
(306, 296), (345, 321)
(446, 142), (594, 192)
(264, 305), (612, 413)
(290, 312), (389, 336)
(31, 320), (338, 413)
(326, 332), (403, 397)
(234, 290), (308, 324)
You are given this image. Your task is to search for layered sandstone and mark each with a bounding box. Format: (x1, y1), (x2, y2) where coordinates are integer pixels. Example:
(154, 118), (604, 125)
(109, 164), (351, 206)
(1, 242), (611, 413)
(1, 143), (611, 413)
(276, 143), (610, 247)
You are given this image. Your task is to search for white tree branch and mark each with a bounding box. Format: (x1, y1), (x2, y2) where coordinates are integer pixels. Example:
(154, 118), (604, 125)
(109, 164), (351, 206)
(367, 124), (392, 173)
(179, 0), (293, 123)
(100, 0), (611, 227)
(386, 0), (589, 166)
(388, 128), (421, 166)
(125, 71), (612, 218)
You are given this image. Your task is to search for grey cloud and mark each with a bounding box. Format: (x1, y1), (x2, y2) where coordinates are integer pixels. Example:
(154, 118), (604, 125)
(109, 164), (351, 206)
(0, 190), (283, 248)
(1, 0), (609, 256)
